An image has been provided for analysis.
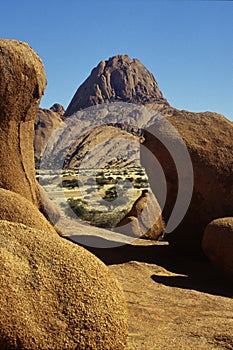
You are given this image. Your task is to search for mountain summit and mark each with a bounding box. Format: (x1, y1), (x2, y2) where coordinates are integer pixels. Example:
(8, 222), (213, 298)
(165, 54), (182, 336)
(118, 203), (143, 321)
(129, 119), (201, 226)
(64, 55), (169, 116)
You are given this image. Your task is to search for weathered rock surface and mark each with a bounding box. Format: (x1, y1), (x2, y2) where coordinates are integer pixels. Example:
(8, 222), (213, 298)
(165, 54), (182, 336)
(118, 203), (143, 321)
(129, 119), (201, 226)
(202, 217), (233, 282)
(63, 124), (140, 169)
(116, 190), (165, 239)
(40, 102), (161, 170)
(0, 39), (54, 216)
(111, 258), (233, 350)
(64, 55), (170, 116)
(142, 110), (233, 254)
(0, 188), (57, 235)
(0, 39), (60, 223)
(0, 39), (45, 202)
(84, 240), (233, 350)
(0, 220), (128, 350)
(35, 107), (63, 168)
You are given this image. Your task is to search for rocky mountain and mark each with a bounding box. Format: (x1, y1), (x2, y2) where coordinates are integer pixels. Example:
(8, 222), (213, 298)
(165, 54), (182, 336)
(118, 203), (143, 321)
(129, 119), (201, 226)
(36, 54), (233, 269)
(36, 55), (175, 170)
(64, 54), (173, 117)
(63, 124), (141, 169)
(39, 102), (163, 170)
(1, 40), (233, 350)
(35, 54), (173, 166)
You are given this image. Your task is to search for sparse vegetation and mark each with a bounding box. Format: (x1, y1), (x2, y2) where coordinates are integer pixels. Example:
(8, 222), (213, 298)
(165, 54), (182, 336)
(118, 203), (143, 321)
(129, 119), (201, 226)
(62, 178), (79, 188)
(41, 167), (149, 228)
(67, 197), (129, 228)
(103, 186), (118, 202)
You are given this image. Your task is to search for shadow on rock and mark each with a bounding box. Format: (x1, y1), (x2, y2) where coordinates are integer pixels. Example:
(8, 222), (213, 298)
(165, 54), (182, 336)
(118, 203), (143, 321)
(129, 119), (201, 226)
(65, 235), (233, 298)
(151, 273), (233, 298)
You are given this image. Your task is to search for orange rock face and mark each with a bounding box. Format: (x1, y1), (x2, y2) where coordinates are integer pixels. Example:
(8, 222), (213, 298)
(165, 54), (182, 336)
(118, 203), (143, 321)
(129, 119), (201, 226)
(0, 39), (46, 206)
(142, 110), (233, 254)
(0, 220), (128, 350)
(202, 217), (233, 282)
(117, 189), (165, 240)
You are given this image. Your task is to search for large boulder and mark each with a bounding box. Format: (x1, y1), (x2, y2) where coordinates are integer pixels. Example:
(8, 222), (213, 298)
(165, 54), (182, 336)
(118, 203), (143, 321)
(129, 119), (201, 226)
(116, 189), (165, 240)
(202, 218), (233, 282)
(0, 220), (128, 349)
(0, 188), (57, 235)
(142, 110), (233, 254)
(0, 39), (51, 213)
(0, 41), (128, 349)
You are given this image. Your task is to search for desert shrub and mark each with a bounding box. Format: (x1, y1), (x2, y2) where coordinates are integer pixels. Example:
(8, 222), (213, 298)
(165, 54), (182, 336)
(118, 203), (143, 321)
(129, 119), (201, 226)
(135, 177), (145, 183)
(133, 184), (142, 189)
(62, 178), (79, 188)
(68, 200), (87, 218)
(66, 198), (129, 228)
(134, 177), (149, 188)
(103, 186), (117, 202)
(94, 209), (128, 228)
(96, 176), (109, 186)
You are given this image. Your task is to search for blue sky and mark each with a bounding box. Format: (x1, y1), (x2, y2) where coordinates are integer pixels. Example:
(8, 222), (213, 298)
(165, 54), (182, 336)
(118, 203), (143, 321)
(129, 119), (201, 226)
(1, 0), (232, 120)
